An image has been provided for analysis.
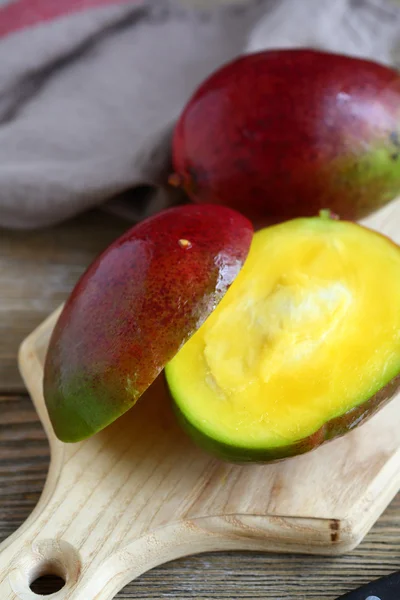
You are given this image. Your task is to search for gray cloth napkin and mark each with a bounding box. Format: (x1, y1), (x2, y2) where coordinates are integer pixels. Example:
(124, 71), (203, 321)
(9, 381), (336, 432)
(1, 0), (400, 230)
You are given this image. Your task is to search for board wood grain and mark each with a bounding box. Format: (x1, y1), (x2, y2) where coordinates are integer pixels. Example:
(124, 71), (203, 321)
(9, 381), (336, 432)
(0, 199), (400, 599)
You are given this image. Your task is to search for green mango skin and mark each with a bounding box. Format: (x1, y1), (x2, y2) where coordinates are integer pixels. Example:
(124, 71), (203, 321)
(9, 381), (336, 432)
(171, 49), (400, 226)
(169, 372), (400, 464)
(43, 205), (253, 443)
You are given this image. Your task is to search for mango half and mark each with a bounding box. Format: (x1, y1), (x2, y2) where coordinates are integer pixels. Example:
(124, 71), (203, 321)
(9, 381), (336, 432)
(43, 205), (253, 442)
(165, 216), (400, 463)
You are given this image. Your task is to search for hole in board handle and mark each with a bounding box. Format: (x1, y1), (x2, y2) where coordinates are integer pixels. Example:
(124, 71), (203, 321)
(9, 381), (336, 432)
(30, 574), (65, 595)
(9, 539), (81, 599)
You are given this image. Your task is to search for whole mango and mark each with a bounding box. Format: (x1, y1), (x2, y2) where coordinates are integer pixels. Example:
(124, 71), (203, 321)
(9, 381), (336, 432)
(171, 49), (400, 225)
(43, 205), (253, 442)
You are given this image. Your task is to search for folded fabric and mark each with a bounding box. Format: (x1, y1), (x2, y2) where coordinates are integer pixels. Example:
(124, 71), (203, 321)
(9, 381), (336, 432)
(1, 0), (400, 229)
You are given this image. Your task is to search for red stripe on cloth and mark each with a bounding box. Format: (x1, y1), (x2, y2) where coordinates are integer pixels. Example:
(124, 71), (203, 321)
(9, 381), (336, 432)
(0, 0), (142, 38)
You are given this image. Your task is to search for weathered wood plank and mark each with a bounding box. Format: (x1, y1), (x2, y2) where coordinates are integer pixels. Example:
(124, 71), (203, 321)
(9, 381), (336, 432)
(0, 210), (127, 392)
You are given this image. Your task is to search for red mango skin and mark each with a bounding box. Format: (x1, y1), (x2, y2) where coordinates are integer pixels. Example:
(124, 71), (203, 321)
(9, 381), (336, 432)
(43, 205), (253, 443)
(172, 49), (400, 226)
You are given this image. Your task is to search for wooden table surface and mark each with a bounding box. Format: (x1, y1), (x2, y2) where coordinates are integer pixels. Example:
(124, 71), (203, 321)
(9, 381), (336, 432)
(1, 209), (399, 599)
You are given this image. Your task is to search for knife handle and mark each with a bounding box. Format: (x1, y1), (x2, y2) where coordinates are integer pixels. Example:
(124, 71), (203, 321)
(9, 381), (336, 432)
(338, 571), (400, 599)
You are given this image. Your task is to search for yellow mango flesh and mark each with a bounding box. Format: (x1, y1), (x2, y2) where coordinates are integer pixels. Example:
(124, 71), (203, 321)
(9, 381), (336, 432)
(166, 217), (400, 450)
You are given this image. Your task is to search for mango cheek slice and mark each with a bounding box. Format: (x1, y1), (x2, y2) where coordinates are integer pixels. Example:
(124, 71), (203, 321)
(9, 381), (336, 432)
(43, 205), (253, 443)
(165, 217), (400, 463)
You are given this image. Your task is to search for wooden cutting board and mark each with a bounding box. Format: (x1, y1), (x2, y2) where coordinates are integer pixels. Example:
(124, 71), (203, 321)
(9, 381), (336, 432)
(0, 203), (400, 600)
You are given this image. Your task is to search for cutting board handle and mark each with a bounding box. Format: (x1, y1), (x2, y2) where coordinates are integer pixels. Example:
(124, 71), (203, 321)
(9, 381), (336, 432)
(0, 535), (82, 599)
(0, 519), (197, 600)
(0, 510), (277, 599)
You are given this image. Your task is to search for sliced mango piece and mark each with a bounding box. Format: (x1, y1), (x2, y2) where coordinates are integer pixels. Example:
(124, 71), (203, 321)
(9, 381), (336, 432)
(43, 205), (253, 443)
(166, 216), (400, 462)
